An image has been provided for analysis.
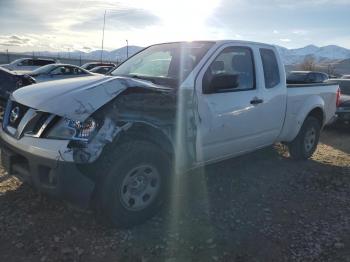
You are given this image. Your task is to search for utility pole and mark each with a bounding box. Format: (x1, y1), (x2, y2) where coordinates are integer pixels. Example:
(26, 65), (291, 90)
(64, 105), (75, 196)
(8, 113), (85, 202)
(101, 10), (107, 63)
(126, 39), (129, 59)
(6, 49), (10, 63)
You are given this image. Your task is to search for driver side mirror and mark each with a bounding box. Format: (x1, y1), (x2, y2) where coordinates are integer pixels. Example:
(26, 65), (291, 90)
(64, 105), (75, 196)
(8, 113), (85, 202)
(204, 74), (240, 94)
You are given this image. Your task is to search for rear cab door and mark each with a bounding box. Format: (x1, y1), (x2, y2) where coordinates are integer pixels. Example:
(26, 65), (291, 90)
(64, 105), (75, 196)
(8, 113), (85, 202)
(258, 47), (287, 142)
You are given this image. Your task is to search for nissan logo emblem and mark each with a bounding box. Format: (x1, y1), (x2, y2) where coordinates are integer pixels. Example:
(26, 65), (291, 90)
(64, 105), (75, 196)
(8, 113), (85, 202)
(10, 106), (20, 124)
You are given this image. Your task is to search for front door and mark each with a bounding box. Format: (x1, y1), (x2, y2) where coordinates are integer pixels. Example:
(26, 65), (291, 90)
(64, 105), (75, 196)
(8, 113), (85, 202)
(195, 44), (266, 163)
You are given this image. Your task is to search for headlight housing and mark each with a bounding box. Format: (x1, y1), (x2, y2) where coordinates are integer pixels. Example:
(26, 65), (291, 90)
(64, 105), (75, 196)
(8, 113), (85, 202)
(46, 117), (98, 141)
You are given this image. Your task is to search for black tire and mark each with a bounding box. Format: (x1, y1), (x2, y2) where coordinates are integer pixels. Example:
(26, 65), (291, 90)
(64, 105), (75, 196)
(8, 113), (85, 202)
(288, 116), (321, 160)
(95, 141), (171, 228)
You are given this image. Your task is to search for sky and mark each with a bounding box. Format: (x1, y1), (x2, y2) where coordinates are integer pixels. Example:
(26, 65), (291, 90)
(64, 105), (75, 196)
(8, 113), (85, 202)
(0, 0), (350, 52)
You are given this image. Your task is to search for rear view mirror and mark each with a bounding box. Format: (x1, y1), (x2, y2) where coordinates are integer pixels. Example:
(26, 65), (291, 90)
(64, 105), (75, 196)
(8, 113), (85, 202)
(207, 74), (240, 93)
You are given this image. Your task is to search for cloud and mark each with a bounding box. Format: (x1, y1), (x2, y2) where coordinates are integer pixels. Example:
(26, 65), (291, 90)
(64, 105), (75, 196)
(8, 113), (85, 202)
(228, 0), (350, 8)
(280, 38), (291, 42)
(71, 7), (160, 31)
(0, 35), (34, 47)
(293, 30), (308, 35)
(1, 0), (350, 51)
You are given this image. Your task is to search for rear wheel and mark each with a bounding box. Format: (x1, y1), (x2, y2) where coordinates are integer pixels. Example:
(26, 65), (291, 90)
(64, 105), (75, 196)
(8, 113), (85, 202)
(288, 116), (321, 160)
(96, 141), (171, 228)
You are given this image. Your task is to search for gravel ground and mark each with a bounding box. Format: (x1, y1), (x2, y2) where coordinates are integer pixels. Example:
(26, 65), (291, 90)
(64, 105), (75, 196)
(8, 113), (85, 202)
(0, 127), (349, 262)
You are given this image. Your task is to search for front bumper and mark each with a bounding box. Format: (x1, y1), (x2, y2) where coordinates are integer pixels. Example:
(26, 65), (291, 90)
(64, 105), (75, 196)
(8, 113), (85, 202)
(0, 127), (95, 208)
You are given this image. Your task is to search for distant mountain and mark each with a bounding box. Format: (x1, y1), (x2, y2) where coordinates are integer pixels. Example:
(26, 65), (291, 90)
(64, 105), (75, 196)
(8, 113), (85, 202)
(276, 44), (350, 65)
(27, 45), (144, 62)
(56, 44), (350, 65)
(19, 44), (350, 66)
(81, 46), (143, 61)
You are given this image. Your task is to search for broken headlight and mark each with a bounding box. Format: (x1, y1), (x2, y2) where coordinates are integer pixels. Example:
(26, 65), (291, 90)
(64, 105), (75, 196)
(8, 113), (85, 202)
(46, 117), (98, 141)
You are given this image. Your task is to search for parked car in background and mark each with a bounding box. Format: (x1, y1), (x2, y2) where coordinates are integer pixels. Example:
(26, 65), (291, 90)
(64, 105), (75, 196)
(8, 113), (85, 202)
(90, 65), (116, 75)
(81, 62), (116, 71)
(287, 71), (329, 84)
(0, 58), (56, 72)
(0, 40), (339, 228)
(327, 79), (350, 124)
(0, 67), (36, 118)
(341, 75), (350, 79)
(29, 64), (95, 83)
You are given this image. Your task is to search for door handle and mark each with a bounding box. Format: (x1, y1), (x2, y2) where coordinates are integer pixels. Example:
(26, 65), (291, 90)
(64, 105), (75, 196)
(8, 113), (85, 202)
(250, 98), (264, 105)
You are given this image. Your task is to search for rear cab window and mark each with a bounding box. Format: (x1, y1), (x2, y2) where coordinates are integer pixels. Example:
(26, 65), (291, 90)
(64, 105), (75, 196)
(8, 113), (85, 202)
(260, 48), (281, 89)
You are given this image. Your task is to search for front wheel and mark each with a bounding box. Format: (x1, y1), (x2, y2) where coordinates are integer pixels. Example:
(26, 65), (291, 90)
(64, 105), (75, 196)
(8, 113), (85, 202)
(288, 116), (321, 160)
(96, 141), (171, 228)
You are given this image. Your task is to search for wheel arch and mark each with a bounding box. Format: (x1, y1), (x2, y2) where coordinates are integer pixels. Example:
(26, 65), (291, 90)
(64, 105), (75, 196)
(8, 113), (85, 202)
(118, 122), (175, 158)
(307, 107), (324, 126)
(286, 106), (325, 142)
(280, 95), (325, 143)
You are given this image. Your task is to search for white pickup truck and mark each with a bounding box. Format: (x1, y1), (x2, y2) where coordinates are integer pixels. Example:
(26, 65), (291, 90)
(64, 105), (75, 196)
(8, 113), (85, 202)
(0, 40), (339, 227)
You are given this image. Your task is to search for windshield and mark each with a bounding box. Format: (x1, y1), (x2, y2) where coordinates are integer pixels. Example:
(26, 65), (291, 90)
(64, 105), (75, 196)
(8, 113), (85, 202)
(91, 66), (112, 73)
(31, 64), (57, 75)
(81, 63), (101, 70)
(111, 42), (214, 88)
(10, 58), (26, 65)
(81, 63), (92, 70)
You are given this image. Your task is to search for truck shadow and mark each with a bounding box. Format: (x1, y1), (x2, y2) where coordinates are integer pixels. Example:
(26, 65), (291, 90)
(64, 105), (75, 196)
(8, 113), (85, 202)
(158, 145), (349, 260)
(0, 144), (349, 261)
(321, 126), (350, 154)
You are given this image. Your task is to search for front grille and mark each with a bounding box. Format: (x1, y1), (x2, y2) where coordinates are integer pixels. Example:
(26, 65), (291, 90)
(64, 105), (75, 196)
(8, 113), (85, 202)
(3, 99), (56, 139)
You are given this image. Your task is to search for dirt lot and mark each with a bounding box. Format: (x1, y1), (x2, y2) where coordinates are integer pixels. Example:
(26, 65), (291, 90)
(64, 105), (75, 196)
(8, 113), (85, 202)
(0, 127), (349, 262)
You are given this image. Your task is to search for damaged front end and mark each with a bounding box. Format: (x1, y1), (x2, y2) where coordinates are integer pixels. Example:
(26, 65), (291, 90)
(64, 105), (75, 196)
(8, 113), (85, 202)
(0, 75), (198, 210)
(5, 74), (198, 175)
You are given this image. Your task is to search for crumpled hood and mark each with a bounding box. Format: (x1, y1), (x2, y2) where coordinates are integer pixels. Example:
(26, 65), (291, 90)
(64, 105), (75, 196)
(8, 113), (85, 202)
(12, 75), (162, 121)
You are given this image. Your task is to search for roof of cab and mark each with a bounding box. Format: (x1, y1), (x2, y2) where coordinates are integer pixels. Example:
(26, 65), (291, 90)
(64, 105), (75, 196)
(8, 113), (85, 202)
(151, 40), (276, 49)
(214, 40), (276, 48)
